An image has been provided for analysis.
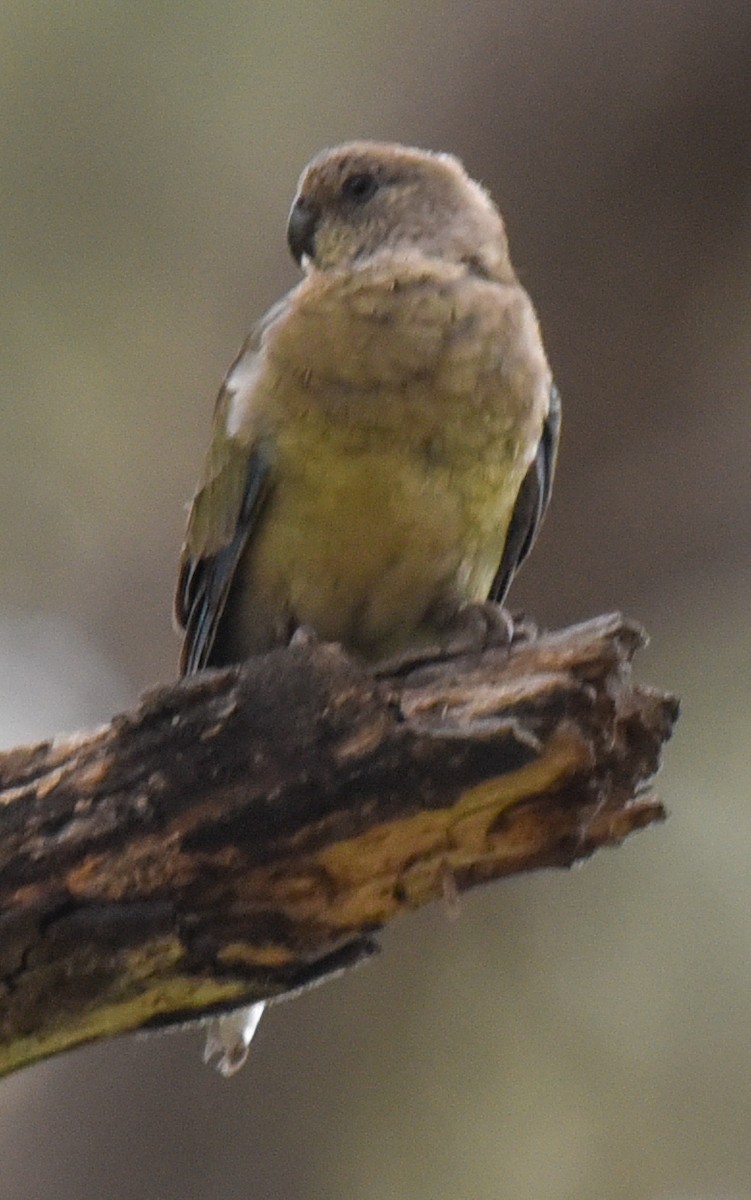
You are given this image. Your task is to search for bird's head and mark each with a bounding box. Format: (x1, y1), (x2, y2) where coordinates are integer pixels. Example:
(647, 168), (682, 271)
(287, 141), (514, 282)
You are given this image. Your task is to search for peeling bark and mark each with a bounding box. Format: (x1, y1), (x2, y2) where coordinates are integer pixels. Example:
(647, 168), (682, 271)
(0, 614), (677, 1077)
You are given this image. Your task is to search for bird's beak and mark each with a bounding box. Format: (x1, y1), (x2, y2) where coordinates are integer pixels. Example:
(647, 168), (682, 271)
(287, 197), (319, 268)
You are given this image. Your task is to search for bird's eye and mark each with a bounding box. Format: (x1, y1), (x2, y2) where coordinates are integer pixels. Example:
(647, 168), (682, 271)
(341, 172), (379, 204)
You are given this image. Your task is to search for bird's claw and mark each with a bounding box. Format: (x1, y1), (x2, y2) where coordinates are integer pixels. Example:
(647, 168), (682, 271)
(375, 603), (532, 676)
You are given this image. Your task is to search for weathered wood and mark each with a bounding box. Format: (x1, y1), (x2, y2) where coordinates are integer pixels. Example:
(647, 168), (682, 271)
(0, 614), (677, 1077)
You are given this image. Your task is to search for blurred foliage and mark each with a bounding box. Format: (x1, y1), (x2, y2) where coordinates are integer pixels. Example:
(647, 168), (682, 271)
(1, 2), (750, 1198)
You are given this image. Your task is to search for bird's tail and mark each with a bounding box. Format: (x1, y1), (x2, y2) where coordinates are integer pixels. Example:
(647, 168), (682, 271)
(203, 1002), (266, 1076)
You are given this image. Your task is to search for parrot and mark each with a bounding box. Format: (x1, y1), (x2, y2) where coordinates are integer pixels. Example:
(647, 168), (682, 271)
(175, 141), (560, 1073)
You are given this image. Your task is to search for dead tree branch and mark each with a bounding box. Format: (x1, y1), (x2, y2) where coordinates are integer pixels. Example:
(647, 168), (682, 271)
(0, 613), (678, 1077)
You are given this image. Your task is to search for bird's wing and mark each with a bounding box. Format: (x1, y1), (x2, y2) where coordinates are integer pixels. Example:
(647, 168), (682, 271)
(489, 382), (561, 604)
(175, 313), (282, 676)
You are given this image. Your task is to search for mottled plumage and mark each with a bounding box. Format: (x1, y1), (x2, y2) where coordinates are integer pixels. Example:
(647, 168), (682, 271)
(175, 141), (560, 1071)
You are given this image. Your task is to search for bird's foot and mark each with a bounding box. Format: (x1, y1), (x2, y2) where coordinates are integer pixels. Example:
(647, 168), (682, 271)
(440, 600), (515, 655)
(375, 604), (534, 677)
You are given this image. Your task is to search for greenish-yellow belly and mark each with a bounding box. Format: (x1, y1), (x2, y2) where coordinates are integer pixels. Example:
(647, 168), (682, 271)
(225, 428), (524, 662)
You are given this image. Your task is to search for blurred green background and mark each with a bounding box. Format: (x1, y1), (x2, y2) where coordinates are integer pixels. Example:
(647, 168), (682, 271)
(1, 3), (750, 1198)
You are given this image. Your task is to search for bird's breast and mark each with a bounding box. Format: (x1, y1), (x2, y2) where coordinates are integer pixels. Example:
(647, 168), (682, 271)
(264, 255), (548, 441)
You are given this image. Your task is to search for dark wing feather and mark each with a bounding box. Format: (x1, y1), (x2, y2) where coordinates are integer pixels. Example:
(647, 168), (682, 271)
(175, 301), (291, 676)
(176, 449), (271, 675)
(489, 382), (561, 604)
